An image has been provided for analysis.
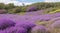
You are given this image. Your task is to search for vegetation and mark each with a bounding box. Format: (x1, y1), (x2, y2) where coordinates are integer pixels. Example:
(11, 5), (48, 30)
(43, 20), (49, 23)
(0, 2), (60, 14)
(0, 2), (60, 33)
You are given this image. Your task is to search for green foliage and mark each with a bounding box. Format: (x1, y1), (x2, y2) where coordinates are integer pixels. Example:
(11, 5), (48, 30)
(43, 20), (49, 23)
(7, 5), (27, 14)
(8, 7), (21, 14)
(43, 7), (60, 14)
(1, 2), (60, 14)
(44, 8), (57, 14)
(31, 2), (60, 10)
(4, 3), (15, 10)
(49, 9), (60, 14)
(20, 6), (27, 12)
(0, 3), (5, 9)
(0, 9), (7, 14)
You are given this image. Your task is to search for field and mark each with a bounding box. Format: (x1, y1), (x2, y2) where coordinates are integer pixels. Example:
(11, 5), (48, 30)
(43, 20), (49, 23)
(0, 2), (60, 33)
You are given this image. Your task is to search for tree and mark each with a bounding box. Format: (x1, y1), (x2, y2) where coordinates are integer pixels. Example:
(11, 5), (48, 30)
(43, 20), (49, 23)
(0, 3), (5, 9)
(5, 3), (15, 10)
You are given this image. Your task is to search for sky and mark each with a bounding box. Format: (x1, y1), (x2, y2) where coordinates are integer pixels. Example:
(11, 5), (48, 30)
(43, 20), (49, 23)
(0, 0), (60, 6)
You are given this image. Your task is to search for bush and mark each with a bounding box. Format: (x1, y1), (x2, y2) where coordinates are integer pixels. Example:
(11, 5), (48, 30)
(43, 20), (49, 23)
(8, 8), (21, 14)
(0, 19), (16, 30)
(5, 27), (27, 33)
(50, 20), (60, 29)
(26, 6), (37, 12)
(15, 21), (36, 33)
(0, 9), (7, 14)
(31, 25), (48, 33)
(49, 9), (60, 14)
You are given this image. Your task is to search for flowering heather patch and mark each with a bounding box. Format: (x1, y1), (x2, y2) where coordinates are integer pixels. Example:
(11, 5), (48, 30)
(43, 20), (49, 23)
(27, 6), (37, 12)
(15, 21), (36, 30)
(5, 27), (27, 33)
(24, 10), (44, 15)
(31, 25), (48, 33)
(0, 27), (27, 33)
(0, 19), (16, 30)
(46, 17), (60, 28)
(0, 30), (6, 33)
(49, 20), (60, 29)
(47, 20), (60, 33)
(15, 21), (36, 33)
(0, 12), (60, 33)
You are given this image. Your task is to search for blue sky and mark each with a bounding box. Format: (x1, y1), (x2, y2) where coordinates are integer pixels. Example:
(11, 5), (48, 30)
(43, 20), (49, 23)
(0, 0), (60, 6)
(18, 0), (44, 3)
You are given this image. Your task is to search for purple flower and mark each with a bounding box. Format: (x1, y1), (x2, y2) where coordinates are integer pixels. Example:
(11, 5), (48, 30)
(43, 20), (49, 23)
(31, 25), (48, 33)
(16, 21), (36, 29)
(0, 19), (16, 30)
(0, 30), (6, 33)
(27, 6), (37, 12)
(6, 27), (27, 33)
(50, 20), (60, 28)
(15, 21), (36, 33)
(0, 27), (27, 33)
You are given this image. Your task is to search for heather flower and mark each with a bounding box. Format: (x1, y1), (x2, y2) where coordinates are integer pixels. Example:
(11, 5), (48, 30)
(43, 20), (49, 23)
(24, 10), (44, 15)
(0, 30), (6, 33)
(6, 27), (27, 33)
(0, 27), (27, 33)
(16, 21), (36, 29)
(47, 20), (60, 33)
(0, 19), (16, 30)
(27, 6), (37, 12)
(31, 25), (48, 33)
(50, 20), (60, 29)
(15, 21), (36, 33)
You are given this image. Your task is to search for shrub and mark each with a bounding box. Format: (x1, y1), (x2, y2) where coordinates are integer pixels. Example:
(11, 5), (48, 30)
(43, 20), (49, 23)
(0, 9), (7, 14)
(31, 25), (48, 33)
(0, 19), (16, 30)
(27, 6), (37, 12)
(8, 8), (21, 14)
(50, 20), (60, 29)
(6, 27), (27, 33)
(0, 27), (27, 33)
(15, 21), (36, 33)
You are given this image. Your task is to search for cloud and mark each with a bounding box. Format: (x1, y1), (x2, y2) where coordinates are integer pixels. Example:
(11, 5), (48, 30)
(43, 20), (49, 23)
(13, 2), (32, 6)
(45, 0), (60, 2)
(0, 0), (32, 6)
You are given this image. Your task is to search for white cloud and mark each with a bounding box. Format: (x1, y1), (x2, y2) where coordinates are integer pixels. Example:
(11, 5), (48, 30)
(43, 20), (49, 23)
(14, 2), (32, 6)
(0, 0), (32, 6)
(45, 0), (60, 2)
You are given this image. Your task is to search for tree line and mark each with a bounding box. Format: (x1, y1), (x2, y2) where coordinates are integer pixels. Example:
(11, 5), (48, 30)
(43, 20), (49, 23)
(0, 2), (60, 14)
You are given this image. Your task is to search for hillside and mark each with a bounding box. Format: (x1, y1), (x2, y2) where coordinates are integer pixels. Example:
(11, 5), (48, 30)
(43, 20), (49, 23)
(0, 2), (60, 33)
